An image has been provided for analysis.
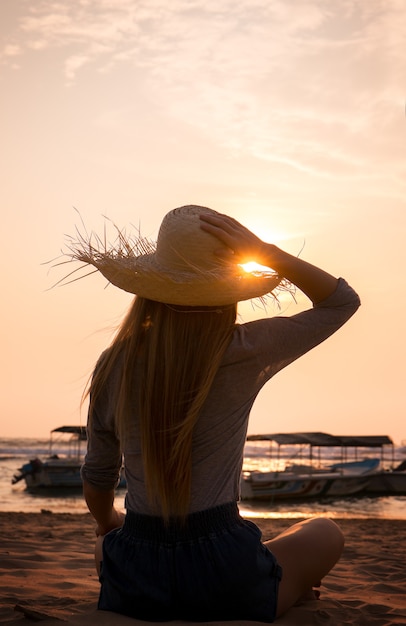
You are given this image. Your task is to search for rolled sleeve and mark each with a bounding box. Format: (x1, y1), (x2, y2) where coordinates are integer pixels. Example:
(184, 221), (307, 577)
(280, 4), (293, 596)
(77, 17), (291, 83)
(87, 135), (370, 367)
(81, 373), (123, 490)
(81, 426), (122, 491)
(237, 277), (361, 386)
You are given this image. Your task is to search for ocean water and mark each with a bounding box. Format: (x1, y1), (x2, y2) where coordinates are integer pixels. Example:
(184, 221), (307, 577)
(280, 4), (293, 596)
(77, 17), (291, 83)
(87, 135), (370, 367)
(1, 437), (406, 520)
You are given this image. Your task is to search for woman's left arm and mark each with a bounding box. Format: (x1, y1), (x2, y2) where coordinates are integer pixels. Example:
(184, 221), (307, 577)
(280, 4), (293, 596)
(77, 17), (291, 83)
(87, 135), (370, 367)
(83, 479), (125, 536)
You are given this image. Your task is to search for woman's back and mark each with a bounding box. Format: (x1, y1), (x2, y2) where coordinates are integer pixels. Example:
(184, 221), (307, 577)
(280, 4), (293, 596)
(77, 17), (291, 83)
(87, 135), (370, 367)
(84, 278), (360, 516)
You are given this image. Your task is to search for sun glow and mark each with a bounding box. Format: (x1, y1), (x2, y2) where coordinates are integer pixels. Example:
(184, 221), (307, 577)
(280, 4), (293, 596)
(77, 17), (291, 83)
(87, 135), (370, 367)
(240, 261), (272, 274)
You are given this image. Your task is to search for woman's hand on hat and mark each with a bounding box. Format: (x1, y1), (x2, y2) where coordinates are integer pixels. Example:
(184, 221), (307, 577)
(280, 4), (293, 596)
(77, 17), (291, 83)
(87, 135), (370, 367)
(200, 213), (339, 302)
(199, 213), (270, 264)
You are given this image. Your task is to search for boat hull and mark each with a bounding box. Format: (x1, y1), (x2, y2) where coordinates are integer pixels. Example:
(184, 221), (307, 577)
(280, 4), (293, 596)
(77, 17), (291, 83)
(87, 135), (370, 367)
(14, 458), (126, 491)
(240, 472), (373, 501)
(365, 471), (406, 495)
(13, 458), (84, 490)
(240, 459), (380, 501)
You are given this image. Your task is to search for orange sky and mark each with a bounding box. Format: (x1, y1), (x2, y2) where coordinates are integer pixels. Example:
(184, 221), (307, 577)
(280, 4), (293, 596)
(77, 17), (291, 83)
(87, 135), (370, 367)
(1, 1), (405, 444)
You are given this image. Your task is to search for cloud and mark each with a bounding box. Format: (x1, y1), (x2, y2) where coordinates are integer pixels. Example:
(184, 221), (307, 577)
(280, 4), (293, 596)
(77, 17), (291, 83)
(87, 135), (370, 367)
(2, 0), (405, 187)
(3, 43), (21, 56)
(65, 54), (92, 81)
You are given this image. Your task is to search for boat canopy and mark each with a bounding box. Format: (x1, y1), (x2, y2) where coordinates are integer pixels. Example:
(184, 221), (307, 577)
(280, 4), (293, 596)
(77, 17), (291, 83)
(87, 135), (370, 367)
(246, 432), (393, 448)
(51, 426), (87, 440)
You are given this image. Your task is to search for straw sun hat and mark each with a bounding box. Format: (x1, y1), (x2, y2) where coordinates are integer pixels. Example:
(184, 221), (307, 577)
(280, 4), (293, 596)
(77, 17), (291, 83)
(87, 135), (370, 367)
(62, 205), (282, 306)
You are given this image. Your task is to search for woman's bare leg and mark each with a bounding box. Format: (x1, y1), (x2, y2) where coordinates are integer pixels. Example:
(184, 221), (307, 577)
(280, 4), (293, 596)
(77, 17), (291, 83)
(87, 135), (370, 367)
(95, 535), (104, 577)
(265, 517), (344, 618)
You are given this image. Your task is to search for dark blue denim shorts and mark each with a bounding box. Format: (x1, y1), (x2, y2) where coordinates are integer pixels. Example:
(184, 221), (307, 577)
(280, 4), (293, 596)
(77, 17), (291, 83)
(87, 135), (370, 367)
(98, 501), (282, 622)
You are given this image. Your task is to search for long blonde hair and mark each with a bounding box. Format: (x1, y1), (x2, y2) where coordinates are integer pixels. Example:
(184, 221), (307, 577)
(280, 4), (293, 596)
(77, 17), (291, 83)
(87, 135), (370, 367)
(87, 297), (237, 520)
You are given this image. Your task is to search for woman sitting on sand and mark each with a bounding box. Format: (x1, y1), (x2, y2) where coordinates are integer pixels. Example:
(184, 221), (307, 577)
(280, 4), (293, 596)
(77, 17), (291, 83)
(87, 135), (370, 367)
(74, 205), (360, 622)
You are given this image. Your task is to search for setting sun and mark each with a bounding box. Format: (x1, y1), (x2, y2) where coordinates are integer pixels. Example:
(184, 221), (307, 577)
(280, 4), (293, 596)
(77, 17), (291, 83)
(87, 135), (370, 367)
(240, 261), (273, 274)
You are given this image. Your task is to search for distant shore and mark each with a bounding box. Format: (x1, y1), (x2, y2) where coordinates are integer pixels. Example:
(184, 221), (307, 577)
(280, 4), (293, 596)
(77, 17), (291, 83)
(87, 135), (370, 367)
(1, 512), (405, 625)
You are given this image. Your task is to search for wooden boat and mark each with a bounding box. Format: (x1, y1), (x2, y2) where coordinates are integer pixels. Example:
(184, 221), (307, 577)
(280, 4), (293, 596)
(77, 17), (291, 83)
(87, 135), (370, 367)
(12, 426), (125, 491)
(364, 459), (406, 495)
(12, 426), (87, 489)
(240, 432), (393, 501)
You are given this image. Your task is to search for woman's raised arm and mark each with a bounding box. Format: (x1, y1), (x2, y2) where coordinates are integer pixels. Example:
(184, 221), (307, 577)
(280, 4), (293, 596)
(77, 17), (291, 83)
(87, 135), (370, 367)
(199, 212), (338, 304)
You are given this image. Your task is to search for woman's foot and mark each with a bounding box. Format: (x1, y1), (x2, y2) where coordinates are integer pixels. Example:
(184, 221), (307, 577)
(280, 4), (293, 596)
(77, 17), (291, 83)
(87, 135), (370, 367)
(294, 581), (321, 605)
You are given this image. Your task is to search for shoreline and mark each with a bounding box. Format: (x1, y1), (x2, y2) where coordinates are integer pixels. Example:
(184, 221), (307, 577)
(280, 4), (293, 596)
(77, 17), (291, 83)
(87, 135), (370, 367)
(1, 512), (405, 625)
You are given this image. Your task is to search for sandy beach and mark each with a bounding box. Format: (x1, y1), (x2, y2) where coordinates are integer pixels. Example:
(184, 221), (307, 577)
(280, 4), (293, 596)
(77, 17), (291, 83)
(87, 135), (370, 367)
(1, 512), (405, 625)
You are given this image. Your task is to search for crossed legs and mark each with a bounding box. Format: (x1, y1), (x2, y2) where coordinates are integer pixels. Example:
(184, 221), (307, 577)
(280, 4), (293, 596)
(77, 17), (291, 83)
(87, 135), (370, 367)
(93, 516), (344, 620)
(265, 517), (344, 618)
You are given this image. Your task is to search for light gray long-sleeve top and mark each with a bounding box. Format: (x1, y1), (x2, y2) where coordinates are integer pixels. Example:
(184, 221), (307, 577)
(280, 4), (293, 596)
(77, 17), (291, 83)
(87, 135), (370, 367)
(81, 278), (360, 514)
